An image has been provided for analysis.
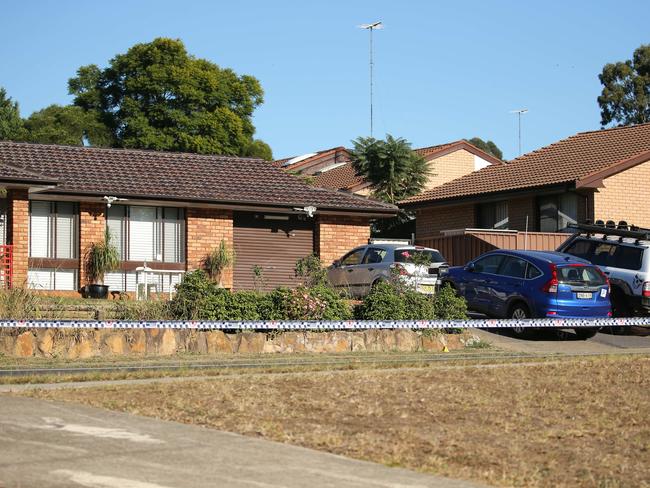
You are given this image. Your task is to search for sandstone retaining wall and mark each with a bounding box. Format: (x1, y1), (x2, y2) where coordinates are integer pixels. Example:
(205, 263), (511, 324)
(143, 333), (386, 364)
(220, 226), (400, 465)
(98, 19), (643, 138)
(0, 328), (480, 359)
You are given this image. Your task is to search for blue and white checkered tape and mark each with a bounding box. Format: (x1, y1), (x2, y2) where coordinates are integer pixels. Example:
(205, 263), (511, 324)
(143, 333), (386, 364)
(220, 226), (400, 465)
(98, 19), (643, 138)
(0, 317), (647, 330)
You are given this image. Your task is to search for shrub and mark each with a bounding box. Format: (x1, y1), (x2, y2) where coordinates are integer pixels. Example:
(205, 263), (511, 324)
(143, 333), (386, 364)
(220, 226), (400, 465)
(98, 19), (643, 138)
(402, 288), (435, 320)
(258, 285), (352, 320)
(433, 284), (468, 320)
(0, 288), (42, 319)
(356, 281), (407, 320)
(294, 254), (329, 288)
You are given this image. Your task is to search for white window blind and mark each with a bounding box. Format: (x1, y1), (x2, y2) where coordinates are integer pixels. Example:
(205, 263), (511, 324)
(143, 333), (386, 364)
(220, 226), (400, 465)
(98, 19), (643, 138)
(129, 206), (157, 261)
(55, 202), (76, 259)
(30, 201), (51, 258)
(163, 208), (184, 263)
(0, 199), (7, 246)
(107, 205), (127, 260)
(28, 268), (77, 291)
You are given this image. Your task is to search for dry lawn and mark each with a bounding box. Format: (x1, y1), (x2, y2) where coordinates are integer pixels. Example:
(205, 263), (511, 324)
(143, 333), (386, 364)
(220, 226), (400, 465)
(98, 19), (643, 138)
(25, 356), (650, 488)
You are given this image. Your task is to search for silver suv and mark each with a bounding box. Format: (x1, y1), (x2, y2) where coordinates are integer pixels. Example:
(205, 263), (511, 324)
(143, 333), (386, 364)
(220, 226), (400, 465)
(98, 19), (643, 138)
(558, 222), (650, 316)
(327, 240), (448, 298)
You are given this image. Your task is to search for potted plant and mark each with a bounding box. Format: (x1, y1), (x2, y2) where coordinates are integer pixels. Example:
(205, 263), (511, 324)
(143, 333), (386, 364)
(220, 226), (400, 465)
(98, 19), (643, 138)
(85, 228), (120, 299)
(202, 239), (235, 287)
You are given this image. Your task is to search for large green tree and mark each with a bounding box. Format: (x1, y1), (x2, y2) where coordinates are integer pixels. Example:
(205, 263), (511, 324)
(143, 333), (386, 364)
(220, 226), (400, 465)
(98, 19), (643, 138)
(465, 137), (503, 160)
(0, 87), (27, 141)
(350, 134), (430, 205)
(68, 37), (271, 157)
(24, 104), (113, 146)
(598, 44), (650, 127)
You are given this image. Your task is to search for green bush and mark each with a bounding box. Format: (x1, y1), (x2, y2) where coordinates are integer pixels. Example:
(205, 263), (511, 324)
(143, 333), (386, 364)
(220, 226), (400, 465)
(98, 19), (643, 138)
(433, 284), (468, 320)
(170, 270), (351, 321)
(357, 281), (467, 321)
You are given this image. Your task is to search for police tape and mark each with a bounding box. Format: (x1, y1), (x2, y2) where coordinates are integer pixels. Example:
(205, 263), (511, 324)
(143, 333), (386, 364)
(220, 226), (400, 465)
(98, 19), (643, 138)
(0, 317), (648, 330)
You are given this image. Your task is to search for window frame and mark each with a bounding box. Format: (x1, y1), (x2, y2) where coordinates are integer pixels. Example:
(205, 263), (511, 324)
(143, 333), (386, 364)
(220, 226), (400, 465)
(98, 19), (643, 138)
(340, 247), (366, 267)
(537, 193), (578, 232)
(476, 201), (509, 230)
(28, 201), (79, 270)
(107, 204), (186, 271)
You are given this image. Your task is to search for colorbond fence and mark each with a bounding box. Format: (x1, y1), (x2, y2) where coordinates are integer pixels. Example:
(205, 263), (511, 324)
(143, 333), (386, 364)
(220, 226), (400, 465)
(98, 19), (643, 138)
(416, 230), (570, 266)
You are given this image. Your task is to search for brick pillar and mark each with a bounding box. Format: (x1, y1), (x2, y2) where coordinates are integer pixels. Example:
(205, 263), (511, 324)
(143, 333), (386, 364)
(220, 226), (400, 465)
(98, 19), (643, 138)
(186, 208), (234, 288)
(6, 189), (29, 288)
(316, 215), (371, 266)
(79, 202), (106, 286)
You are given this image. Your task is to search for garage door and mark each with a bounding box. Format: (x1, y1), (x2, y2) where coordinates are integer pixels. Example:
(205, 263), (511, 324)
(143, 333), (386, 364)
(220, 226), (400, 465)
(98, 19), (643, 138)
(233, 212), (314, 291)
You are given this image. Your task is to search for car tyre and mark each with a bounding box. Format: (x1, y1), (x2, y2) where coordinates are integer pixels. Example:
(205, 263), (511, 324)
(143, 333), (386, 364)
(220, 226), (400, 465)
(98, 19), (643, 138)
(509, 303), (530, 337)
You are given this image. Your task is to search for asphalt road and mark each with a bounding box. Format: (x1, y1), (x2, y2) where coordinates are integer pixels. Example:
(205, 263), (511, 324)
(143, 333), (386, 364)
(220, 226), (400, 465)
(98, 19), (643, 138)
(0, 395), (485, 488)
(473, 327), (650, 354)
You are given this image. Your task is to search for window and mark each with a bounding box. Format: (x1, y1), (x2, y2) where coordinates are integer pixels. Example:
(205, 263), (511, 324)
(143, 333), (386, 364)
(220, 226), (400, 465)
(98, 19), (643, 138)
(28, 201), (79, 291)
(394, 249), (445, 263)
(0, 199), (6, 245)
(526, 264), (542, 279)
(477, 201), (508, 229)
(362, 248), (387, 264)
(340, 248), (365, 266)
(564, 239), (594, 260)
(591, 242), (616, 266)
(473, 254), (505, 274)
(538, 193), (577, 232)
(107, 205), (185, 263)
(499, 256), (528, 278)
(29, 201), (78, 259)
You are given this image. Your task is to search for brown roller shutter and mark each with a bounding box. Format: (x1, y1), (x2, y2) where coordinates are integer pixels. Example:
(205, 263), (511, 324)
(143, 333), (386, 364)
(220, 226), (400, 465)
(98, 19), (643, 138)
(233, 212), (314, 291)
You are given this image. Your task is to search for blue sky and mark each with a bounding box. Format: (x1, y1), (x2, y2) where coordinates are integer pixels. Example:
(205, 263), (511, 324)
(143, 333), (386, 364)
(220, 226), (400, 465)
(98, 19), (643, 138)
(1, 0), (648, 160)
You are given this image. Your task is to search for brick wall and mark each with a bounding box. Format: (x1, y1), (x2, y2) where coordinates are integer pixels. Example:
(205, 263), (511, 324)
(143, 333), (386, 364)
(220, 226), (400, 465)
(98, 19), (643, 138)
(593, 160), (650, 228)
(316, 215), (370, 266)
(414, 203), (475, 238)
(186, 208), (234, 288)
(79, 202), (106, 286)
(6, 189), (29, 287)
(425, 150), (475, 189)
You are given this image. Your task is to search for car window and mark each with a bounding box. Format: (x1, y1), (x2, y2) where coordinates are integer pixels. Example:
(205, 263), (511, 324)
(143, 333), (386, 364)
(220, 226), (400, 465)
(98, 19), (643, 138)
(564, 239), (594, 260)
(526, 263), (542, 279)
(613, 245), (643, 271)
(340, 248), (365, 266)
(557, 265), (606, 286)
(473, 254), (505, 274)
(362, 248), (387, 264)
(394, 249), (445, 263)
(591, 243), (616, 266)
(498, 256), (528, 278)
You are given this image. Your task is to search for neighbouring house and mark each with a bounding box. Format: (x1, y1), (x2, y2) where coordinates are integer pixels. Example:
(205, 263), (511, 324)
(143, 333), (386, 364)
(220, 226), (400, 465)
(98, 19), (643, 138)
(400, 123), (650, 263)
(274, 141), (504, 196)
(0, 142), (396, 294)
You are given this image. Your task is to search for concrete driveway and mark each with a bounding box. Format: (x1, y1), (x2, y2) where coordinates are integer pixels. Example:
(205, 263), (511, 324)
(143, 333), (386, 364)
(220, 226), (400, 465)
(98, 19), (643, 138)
(0, 395), (485, 488)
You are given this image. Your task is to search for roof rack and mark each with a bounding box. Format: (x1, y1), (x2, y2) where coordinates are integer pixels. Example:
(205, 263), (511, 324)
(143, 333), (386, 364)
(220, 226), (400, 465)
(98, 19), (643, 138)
(568, 222), (650, 240)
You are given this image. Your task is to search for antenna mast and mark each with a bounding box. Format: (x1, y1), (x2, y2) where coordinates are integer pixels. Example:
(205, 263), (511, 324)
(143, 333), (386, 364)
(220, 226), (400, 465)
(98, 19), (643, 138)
(358, 21), (383, 137)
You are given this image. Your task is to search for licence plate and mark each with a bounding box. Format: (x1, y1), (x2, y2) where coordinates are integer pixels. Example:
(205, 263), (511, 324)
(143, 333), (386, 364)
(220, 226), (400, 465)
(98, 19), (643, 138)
(576, 292), (593, 299)
(419, 284), (436, 293)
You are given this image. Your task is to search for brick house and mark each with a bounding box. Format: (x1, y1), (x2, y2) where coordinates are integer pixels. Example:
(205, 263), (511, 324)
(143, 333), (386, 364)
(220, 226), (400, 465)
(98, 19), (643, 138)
(274, 141), (503, 196)
(400, 123), (650, 240)
(0, 142), (396, 294)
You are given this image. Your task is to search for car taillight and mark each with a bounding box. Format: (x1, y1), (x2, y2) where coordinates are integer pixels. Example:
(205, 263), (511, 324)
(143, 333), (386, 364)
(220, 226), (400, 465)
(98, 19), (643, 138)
(390, 263), (409, 276)
(595, 267), (611, 293)
(541, 264), (559, 293)
(643, 282), (650, 298)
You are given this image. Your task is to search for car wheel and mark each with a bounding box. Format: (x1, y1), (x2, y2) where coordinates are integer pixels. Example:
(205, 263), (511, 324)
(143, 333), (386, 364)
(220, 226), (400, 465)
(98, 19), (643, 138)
(574, 327), (599, 340)
(509, 303), (530, 337)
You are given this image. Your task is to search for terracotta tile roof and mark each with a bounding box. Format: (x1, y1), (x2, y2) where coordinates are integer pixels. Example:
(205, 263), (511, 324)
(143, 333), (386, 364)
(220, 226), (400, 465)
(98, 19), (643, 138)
(414, 142), (458, 157)
(0, 142), (397, 214)
(401, 123), (650, 206)
(312, 163), (366, 191)
(0, 161), (57, 185)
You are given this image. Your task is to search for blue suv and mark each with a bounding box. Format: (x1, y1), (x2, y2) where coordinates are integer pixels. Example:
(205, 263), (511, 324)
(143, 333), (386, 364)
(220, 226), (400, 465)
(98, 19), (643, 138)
(441, 250), (611, 339)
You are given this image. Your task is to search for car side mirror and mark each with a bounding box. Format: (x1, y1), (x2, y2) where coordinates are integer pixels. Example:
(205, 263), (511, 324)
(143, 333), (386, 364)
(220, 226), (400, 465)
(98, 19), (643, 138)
(332, 259), (341, 268)
(465, 262), (475, 272)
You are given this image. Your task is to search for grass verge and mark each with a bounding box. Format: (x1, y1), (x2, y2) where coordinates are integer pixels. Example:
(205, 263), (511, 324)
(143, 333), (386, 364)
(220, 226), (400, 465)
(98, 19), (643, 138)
(17, 355), (650, 487)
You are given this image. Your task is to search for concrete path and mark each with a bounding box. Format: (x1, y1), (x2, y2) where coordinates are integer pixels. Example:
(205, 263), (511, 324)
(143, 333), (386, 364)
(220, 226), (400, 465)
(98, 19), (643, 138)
(0, 396), (485, 488)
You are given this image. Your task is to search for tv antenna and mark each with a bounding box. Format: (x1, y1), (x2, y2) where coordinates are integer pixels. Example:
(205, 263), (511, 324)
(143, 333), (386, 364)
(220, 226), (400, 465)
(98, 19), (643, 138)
(510, 108), (528, 156)
(357, 21), (383, 137)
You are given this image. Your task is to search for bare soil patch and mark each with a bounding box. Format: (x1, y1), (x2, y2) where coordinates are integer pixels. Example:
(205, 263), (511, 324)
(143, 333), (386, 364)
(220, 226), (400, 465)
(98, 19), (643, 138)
(23, 356), (650, 488)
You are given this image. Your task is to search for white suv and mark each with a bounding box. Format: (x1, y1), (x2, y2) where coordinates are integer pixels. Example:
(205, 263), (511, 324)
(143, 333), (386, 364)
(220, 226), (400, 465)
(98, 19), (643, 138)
(558, 222), (650, 317)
